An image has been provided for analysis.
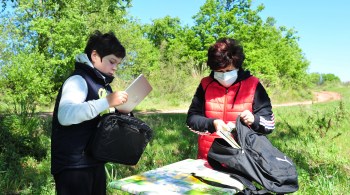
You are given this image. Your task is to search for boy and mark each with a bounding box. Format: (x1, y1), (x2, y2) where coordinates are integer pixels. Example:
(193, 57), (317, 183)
(51, 30), (128, 194)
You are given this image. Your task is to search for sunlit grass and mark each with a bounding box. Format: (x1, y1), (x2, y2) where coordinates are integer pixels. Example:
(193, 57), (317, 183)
(109, 85), (350, 194)
(1, 83), (349, 194)
(270, 93), (349, 194)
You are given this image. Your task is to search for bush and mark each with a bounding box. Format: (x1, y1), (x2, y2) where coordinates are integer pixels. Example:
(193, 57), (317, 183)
(0, 112), (53, 194)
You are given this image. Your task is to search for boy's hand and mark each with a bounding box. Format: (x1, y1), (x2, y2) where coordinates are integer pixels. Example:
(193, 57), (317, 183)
(106, 91), (128, 107)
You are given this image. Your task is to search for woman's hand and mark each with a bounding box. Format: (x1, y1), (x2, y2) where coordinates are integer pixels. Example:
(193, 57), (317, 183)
(240, 110), (255, 126)
(106, 91), (128, 107)
(213, 119), (231, 132)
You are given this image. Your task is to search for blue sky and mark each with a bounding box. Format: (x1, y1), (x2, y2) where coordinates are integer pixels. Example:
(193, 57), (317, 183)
(129, 0), (349, 82)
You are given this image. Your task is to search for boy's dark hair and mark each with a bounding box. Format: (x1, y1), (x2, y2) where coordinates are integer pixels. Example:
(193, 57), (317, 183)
(84, 30), (126, 62)
(207, 38), (245, 70)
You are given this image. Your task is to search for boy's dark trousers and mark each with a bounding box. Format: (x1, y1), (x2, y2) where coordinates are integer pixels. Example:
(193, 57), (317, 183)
(54, 164), (106, 195)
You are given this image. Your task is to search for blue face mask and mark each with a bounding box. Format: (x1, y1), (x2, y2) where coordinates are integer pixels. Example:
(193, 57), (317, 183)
(214, 69), (238, 87)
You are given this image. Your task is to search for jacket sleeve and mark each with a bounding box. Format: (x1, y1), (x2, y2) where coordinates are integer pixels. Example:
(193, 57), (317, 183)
(58, 75), (109, 126)
(250, 82), (275, 134)
(186, 84), (216, 134)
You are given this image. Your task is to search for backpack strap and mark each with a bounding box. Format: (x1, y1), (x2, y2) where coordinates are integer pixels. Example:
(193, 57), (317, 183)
(230, 174), (272, 195)
(190, 173), (241, 191)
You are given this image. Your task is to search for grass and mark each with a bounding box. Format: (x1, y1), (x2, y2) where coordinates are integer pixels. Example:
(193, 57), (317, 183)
(271, 101), (349, 194)
(1, 83), (349, 194)
(268, 85), (314, 104)
(109, 84), (350, 194)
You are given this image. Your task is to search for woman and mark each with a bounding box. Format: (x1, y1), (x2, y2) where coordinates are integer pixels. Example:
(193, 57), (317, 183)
(186, 38), (275, 160)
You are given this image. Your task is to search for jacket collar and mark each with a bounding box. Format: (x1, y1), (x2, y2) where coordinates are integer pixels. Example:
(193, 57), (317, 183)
(74, 53), (114, 85)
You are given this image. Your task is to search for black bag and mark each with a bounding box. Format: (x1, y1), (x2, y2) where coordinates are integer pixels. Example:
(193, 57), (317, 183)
(208, 116), (299, 194)
(91, 112), (153, 165)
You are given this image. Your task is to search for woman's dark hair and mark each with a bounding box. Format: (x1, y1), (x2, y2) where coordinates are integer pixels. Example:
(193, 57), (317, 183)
(84, 30), (126, 61)
(207, 38), (245, 70)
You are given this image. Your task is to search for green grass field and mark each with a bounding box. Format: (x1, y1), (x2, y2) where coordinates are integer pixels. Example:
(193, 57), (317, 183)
(109, 84), (350, 194)
(1, 84), (349, 194)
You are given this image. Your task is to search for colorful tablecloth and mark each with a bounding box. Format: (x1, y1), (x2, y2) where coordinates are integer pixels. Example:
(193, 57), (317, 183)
(109, 159), (244, 194)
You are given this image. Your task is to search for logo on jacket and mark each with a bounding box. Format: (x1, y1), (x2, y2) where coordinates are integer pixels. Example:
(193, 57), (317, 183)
(276, 156), (292, 165)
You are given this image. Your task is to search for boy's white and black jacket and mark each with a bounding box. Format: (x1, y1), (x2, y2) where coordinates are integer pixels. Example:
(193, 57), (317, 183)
(51, 54), (113, 175)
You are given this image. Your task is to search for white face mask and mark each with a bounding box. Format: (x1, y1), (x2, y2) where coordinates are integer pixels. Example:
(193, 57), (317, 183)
(214, 69), (238, 87)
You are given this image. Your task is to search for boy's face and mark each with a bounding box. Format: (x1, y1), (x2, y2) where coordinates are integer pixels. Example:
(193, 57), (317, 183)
(91, 50), (123, 76)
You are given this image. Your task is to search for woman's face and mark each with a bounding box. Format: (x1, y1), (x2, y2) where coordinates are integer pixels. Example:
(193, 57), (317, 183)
(91, 50), (123, 76)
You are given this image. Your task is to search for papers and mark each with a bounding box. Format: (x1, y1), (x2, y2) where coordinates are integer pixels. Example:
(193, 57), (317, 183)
(191, 169), (244, 190)
(110, 159), (243, 194)
(217, 122), (241, 149)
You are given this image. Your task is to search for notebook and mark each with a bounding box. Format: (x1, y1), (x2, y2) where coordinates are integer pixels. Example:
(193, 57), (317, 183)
(217, 122), (241, 149)
(116, 74), (152, 113)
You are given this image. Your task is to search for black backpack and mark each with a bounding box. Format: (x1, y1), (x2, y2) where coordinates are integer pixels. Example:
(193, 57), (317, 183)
(91, 112), (153, 165)
(207, 117), (299, 194)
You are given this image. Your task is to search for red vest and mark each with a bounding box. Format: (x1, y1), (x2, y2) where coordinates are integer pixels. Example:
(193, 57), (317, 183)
(197, 76), (259, 160)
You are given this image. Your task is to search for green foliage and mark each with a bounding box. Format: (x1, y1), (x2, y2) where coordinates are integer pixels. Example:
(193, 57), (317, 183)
(309, 72), (324, 85)
(113, 16), (203, 109)
(143, 16), (183, 48)
(0, 110), (52, 194)
(321, 73), (341, 83)
(0, 0), (327, 114)
(145, 39), (201, 108)
(0, 0), (132, 93)
(114, 22), (161, 79)
(186, 0), (310, 88)
(0, 51), (54, 113)
(309, 72), (341, 86)
(267, 82), (313, 104)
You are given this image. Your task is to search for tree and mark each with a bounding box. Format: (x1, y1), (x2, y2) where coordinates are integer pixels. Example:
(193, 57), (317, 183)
(321, 73), (341, 83)
(187, 0), (310, 88)
(114, 21), (160, 80)
(0, 0), (135, 110)
(1, 51), (53, 113)
(143, 16), (182, 48)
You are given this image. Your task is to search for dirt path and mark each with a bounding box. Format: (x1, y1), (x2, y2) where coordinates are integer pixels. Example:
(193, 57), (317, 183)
(314, 91), (342, 102)
(30, 91), (341, 116)
(137, 91), (342, 114)
(272, 91), (342, 108)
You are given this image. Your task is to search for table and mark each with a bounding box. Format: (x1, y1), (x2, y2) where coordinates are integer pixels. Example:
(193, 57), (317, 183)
(109, 159), (244, 194)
